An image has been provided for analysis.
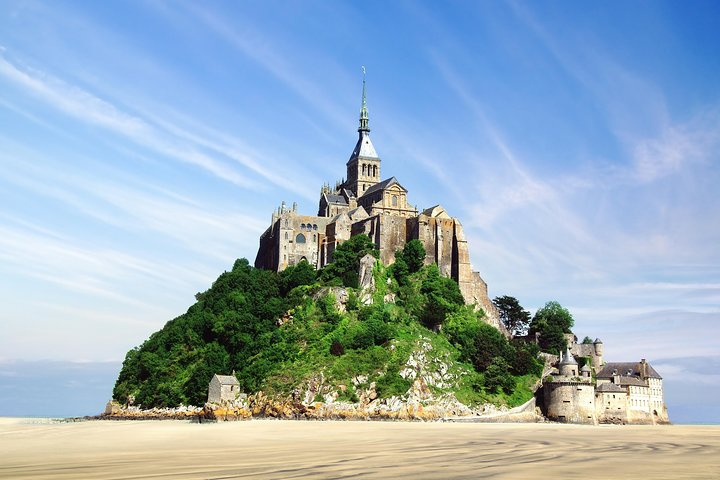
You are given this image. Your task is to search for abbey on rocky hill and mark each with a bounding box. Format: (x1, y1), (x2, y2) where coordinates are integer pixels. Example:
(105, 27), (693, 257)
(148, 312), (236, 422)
(254, 75), (500, 327)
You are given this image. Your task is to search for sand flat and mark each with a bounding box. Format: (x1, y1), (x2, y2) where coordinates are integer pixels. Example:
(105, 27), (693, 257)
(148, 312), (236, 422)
(0, 419), (718, 479)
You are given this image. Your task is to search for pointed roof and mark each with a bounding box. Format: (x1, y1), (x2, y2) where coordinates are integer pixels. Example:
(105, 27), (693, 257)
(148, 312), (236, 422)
(359, 66), (369, 134)
(348, 68), (379, 163)
(349, 133), (378, 161)
(559, 347), (577, 366)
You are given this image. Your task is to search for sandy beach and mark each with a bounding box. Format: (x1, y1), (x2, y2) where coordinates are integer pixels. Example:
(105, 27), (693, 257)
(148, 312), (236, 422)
(0, 418), (718, 479)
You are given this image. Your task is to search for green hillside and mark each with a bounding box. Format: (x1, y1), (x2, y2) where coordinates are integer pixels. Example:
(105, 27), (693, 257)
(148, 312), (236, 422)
(113, 236), (542, 410)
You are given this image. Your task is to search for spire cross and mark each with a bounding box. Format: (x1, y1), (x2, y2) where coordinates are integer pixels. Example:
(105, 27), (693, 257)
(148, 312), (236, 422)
(359, 66), (370, 133)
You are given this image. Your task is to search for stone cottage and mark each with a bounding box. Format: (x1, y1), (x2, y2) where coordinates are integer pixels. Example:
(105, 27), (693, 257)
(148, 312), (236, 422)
(207, 374), (240, 404)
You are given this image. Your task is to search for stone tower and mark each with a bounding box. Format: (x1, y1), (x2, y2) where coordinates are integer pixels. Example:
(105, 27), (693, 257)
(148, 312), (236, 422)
(343, 70), (380, 197)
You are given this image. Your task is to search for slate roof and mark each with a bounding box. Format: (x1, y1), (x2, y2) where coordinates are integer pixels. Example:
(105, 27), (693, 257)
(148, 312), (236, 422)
(362, 176), (406, 197)
(422, 205), (451, 218)
(214, 374), (239, 385)
(596, 362), (662, 380)
(596, 383), (625, 393)
(348, 131), (378, 160)
(616, 376), (647, 387)
(325, 194), (348, 205)
(559, 347), (578, 365)
(347, 206), (369, 220)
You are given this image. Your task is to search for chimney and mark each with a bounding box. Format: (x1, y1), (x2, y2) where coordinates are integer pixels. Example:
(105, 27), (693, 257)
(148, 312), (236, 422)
(640, 359), (648, 379)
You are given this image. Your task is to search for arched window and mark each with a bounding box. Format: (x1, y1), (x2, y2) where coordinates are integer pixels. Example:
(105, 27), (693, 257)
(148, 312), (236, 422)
(313, 224), (318, 230)
(392, 195), (398, 206)
(296, 233), (306, 243)
(373, 165), (377, 177)
(362, 164), (366, 176)
(285, 232), (288, 240)
(313, 234), (316, 242)
(301, 223), (306, 229)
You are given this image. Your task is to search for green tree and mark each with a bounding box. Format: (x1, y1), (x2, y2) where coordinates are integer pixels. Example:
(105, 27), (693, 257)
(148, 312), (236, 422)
(399, 239), (426, 273)
(279, 259), (316, 295)
(492, 295), (531, 336)
(319, 234), (378, 287)
(443, 307), (514, 371)
(530, 301), (574, 334)
(582, 336), (593, 345)
(484, 357), (515, 394)
(420, 264), (465, 329)
(539, 324), (567, 355)
(388, 255), (410, 286)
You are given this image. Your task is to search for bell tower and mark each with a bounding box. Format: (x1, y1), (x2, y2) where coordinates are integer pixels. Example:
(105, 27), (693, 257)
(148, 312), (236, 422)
(344, 67), (380, 197)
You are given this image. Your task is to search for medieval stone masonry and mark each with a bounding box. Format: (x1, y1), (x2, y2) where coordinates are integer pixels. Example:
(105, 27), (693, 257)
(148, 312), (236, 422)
(541, 335), (670, 424)
(254, 76), (502, 330)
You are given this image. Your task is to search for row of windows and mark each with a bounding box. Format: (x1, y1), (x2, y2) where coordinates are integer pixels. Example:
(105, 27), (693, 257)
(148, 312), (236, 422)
(361, 164), (378, 177)
(300, 223), (318, 230)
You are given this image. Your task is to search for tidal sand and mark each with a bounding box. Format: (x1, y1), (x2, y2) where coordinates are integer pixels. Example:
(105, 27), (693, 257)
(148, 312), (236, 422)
(0, 418), (718, 479)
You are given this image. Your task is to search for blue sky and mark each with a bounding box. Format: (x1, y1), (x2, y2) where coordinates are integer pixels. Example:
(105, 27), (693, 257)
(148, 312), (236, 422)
(1, 1), (719, 421)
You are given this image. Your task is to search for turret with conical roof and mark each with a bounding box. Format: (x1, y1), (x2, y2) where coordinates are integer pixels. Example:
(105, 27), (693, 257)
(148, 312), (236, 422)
(344, 67), (381, 197)
(559, 347), (578, 377)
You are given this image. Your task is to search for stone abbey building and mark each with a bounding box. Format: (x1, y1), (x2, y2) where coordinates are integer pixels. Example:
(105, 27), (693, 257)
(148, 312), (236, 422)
(255, 77), (500, 327)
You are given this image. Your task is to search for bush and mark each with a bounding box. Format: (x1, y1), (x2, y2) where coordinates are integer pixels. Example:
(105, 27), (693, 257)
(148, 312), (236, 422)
(375, 366), (412, 398)
(420, 265), (464, 329)
(484, 357), (515, 394)
(399, 240), (426, 274)
(319, 234), (378, 287)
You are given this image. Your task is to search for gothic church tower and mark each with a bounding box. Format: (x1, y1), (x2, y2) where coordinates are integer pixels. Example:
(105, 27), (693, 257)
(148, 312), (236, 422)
(343, 71), (380, 197)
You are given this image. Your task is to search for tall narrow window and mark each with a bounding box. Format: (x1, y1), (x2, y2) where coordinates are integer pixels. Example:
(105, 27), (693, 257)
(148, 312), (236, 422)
(392, 195), (398, 206)
(373, 165), (377, 177)
(362, 164), (366, 176)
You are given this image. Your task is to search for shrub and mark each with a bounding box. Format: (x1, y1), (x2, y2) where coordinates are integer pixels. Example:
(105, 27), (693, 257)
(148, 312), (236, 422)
(375, 367), (412, 398)
(484, 357), (515, 394)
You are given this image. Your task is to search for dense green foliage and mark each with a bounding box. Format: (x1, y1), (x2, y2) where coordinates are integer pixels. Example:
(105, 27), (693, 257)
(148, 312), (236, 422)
(528, 301), (574, 354)
(319, 234), (378, 287)
(113, 235), (542, 409)
(443, 307), (543, 382)
(492, 295), (531, 336)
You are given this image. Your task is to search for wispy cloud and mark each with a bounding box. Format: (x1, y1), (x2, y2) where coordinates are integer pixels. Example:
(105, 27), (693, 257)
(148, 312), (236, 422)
(178, 2), (350, 130)
(631, 111), (720, 182)
(0, 52), (311, 195)
(0, 138), (265, 262)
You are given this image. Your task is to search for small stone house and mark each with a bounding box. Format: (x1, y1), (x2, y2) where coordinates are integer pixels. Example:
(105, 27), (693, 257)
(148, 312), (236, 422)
(207, 374), (240, 404)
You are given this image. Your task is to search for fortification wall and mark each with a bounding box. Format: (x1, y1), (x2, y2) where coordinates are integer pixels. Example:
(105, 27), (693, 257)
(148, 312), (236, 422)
(543, 381), (596, 424)
(596, 391), (629, 424)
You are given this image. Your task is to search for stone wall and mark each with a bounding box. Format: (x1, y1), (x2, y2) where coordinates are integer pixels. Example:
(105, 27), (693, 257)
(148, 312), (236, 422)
(543, 381), (596, 424)
(596, 391), (629, 424)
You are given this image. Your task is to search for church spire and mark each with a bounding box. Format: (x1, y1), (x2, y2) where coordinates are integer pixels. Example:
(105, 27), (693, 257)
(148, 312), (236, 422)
(358, 66), (370, 133)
